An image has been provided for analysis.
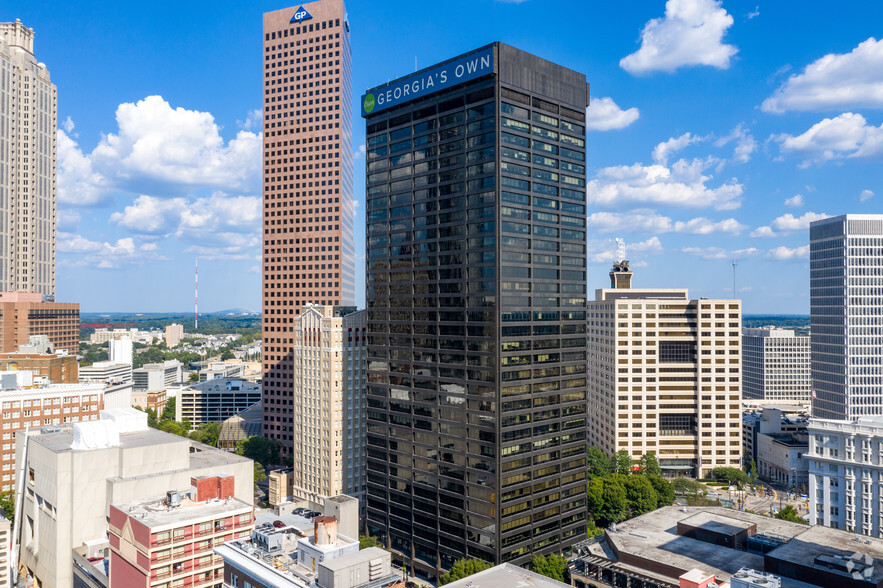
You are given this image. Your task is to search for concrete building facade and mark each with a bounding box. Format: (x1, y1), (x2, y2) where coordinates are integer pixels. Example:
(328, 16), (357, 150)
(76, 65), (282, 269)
(261, 0), (356, 455)
(14, 408), (254, 588)
(742, 327), (810, 403)
(0, 293), (78, 354)
(164, 323), (184, 348)
(0, 21), (57, 298)
(808, 416), (883, 535)
(810, 214), (883, 420)
(108, 336), (133, 365)
(587, 260), (743, 478)
(363, 43), (590, 577)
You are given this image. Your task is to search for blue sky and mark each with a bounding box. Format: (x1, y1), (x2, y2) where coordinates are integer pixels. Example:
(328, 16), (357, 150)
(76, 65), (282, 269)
(6, 0), (883, 312)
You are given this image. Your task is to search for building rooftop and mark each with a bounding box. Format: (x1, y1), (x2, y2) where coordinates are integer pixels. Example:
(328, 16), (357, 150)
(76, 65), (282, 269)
(113, 494), (251, 530)
(576, 506), (883, 587)
(444, 563), (570, 588)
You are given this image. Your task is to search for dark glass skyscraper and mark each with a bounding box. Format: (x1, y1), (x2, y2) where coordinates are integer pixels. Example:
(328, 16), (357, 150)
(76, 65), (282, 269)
(362, 43), (589, 580)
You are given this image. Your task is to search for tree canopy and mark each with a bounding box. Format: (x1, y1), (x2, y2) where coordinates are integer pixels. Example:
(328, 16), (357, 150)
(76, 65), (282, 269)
(439, 558), (492, 585)
(774, 504), (807, 524)
(530, 554), (568, 583)
(236, 436), (282, 468)
(638, 452), (662, 476)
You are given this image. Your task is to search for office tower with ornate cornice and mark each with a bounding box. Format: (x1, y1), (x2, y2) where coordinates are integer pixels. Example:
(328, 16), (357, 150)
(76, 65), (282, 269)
(261, 1), (354, 454)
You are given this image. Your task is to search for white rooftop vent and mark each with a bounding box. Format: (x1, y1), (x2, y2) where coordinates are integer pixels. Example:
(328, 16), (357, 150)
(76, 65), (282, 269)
(99, 408), (148, 433)
(71, 421), (121, 450)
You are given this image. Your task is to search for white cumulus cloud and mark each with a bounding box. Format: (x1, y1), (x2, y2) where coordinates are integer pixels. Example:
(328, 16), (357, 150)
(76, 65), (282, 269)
(715, 124), (756, 164)
(682, 246), (758, 260)
(861, 189), (875, 202)
(587, 155), (742, 211)
(620, 0), (738, 74)
(767, 245), (810, 261)
(774, 112), (883, 166)
(58, 96), (261, 206)
(652, 132), (704, 165)
(585, 97), (640, 131)
(750, 226), (777, 238)
(784, 194), (804, 207)
(587, 210), (745, 235)
(763, 38), (883, 113)
(589, 237), (663, 264)
(772, 211), (830, 231)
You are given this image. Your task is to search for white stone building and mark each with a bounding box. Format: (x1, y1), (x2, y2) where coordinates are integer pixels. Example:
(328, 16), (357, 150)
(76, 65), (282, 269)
(808, 416), (883, 535)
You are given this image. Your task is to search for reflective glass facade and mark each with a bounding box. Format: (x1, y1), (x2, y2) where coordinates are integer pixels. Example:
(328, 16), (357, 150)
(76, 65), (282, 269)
(363, 43), (589, 580)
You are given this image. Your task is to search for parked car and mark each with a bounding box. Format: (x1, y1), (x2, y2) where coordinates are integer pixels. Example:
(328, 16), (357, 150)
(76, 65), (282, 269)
(294, 508), (307, 516)
(273, 520), (286, 528)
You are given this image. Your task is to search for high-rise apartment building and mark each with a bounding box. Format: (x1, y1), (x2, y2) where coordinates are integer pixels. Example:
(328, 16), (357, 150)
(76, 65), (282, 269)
(362, 43), (589, 578)
(288, 304), (365, 504)
(811, 214), (883, 420)
(742, 327), (810, 403)
(587, 259), (743, 478)
(0, 21), (57, 298)
(262, 0), (355, 454)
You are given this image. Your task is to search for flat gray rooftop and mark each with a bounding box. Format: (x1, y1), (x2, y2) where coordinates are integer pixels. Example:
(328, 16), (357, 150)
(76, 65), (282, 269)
(444, 563), (570, 588)
(586, 507), (818, 588)
(320, 547), (388, 572)
(31, 426), (185, 453)
(114, 495), (251, 529)
(769, 524), (883, 584)
(678, 511), (756, 534)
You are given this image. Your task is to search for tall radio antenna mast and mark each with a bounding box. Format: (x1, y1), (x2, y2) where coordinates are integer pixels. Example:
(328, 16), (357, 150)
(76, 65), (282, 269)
(732, 259), (737, 299)
(195, 259), (199, 331)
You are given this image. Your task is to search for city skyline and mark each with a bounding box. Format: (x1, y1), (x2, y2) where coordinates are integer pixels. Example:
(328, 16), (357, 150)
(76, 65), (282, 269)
(4, 0), (883, 313)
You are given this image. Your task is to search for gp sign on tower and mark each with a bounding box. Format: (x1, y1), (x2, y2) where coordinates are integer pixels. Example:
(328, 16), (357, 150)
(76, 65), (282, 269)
(361, 46), (495, 117)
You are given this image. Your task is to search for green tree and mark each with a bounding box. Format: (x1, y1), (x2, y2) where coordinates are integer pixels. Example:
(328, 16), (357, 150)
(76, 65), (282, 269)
(439, 558), (492, 586)
(530, 554), (568, 583)
(158, 420), (188, 437)
(161, 398), (177, 423)
(646, 474), (675, 508)
(188, 372), (200, 383)
(0, 492), (14, 521)
(359, 535), (379, 549)
(613, 450), (633, 475)
(637, 452), (662, 476)
(220, 350), (235, 361)
(587, 476), (627, 528)
(254, 462), (267, 484)
(774, 504), (806, 524)
(711, 467), (749, 487)
(587, 446), (612, 478)
(190, 422), (221, 447)
(624, 475), (658, 517)
(672, 477), (706, 498)
(236, 436), (283, 468)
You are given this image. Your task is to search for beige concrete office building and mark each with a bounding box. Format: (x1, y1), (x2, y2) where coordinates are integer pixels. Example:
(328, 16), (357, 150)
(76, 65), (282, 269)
(587, 260), (743, 478)
(0, 21), (57, 297)
(262, 0), (355, 455)
(289, 304), (364, 504)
